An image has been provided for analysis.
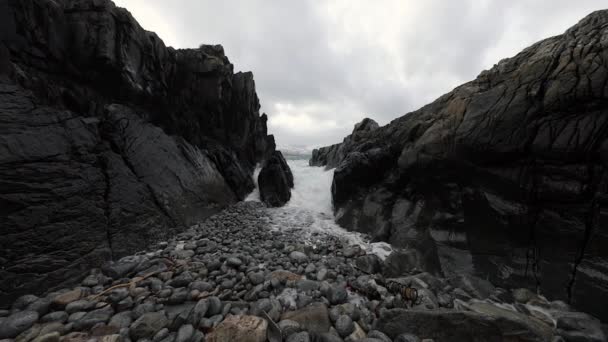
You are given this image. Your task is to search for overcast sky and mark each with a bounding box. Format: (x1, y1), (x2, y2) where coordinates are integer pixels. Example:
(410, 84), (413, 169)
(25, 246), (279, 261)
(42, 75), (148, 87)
(113, 0), (605, 149)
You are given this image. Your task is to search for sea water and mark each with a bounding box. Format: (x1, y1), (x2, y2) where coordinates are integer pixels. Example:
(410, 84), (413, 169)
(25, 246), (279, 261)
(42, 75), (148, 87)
(247, 157), (392, 260)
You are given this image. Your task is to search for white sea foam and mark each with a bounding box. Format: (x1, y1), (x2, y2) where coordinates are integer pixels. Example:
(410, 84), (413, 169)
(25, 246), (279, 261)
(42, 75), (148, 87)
(247, 158), (392, 260)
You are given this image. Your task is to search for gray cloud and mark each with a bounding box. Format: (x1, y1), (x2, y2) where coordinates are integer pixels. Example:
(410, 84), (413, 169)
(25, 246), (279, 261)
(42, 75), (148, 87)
(114, 0), (606, 148)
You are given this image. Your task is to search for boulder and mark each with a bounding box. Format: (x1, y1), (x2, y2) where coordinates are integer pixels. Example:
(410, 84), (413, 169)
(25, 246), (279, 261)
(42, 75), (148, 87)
(258, 151), (294, 207)
(281, 303), (331, 333)
(130, 312), (169, 340)
(206, 315), (268, 342)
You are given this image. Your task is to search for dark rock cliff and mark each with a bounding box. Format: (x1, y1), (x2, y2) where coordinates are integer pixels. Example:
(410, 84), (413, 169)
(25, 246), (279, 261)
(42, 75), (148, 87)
(0, 0), (278, 305)
(311, 11), (608, 320)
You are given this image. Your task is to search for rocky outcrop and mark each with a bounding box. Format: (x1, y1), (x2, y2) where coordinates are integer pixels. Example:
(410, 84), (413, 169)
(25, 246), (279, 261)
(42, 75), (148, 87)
(309, 118), (379, 168)
(311, 10), (608, 321)
(258, 151), (294, 207)
(0, 0), (276, 305)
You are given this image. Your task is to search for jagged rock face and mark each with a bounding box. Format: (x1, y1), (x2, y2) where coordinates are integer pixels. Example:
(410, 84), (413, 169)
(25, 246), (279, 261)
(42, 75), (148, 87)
(258, 151), (294, 207)
(311, 11), (608, 320)
(310, 118), (379, 169)
(0, 0), (274, 305)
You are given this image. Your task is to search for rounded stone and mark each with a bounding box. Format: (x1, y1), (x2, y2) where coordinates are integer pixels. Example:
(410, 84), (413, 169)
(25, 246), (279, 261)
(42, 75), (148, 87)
(289, 251), (308, 264)
(0, 310), (39, 339)
(335, 315), (354, 337)
(286, 331), (311, 342)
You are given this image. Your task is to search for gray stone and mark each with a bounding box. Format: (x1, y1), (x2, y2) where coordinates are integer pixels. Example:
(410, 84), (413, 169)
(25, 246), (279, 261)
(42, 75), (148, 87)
(190, 281), (213, 292)
(395, 334), (420, 342)
(289, 252), (308, 264)
(281, 303), (331, 333)
(335, 315), (354, 337)
(367, 330), (392, 342)
(130, 312), (169, 340)
(286, 332), (311, 342)
(73, 306), (114, 330)
(108, 288), (130, 304)
(108, 311), (133, 329)
(278, 320), (301, 338)
(169, 272), (195, 288)
(188, 299), (209, 326)
(355, 255), (382, 274)
(327, 286), (348, 305)
(65, 300), (94, 314)
(248, 272), (265, 285)
(40, 312), (68, 324)
(175, 324), (194, 342)
(0, 311), (39, 339)
(207, 297), (223, 316)
(32, 331), (60, 342)
(226, 258), (243, 268)
(153, 328), (170, 342)
(296, 280), (320, 292)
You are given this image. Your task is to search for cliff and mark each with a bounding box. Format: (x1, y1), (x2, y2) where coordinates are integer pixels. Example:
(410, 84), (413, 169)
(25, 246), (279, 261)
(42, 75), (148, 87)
(311, 10), (608, 320)
(0, 0), (277, 305)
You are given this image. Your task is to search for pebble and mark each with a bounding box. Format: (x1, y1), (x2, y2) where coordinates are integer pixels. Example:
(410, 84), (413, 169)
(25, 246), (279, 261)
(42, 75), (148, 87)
(335, 315), (355, 337)
(289, 251), (308, 264)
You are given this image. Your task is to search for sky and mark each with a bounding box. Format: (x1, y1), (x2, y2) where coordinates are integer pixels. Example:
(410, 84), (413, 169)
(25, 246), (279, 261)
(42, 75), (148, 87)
(113, 0), (606, 149)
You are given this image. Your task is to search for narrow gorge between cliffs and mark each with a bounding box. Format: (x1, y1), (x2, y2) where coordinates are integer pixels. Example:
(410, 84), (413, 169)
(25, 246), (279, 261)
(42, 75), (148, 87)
(1, 1), (608, 341)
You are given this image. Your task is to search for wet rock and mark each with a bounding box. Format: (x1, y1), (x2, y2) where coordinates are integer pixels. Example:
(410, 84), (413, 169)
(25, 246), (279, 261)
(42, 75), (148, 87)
(206, 315), (268, 342)
(249, 272), (265, 285)
(130, 312), (169, 340)
(66, 300), (95, 314)
(40, 312), (68, 324)
(190, 281), (214, 292)
(554, 311), (606, 342)
(448, 275), (495, 300)
(326, 285), (348, 305)
(335, 315), (355, 337)
(286, 331), (310, 342)
(32, 331), (60, 342)
(207, 297), (223, 316)
(12, 295), (40, 311)
(513, 288), (537, 304)
(108, 311), (133, 329)
(52, 290), (83, 308)
(188, 299), (209, 326)
(281, 303), (331, 333)
(344, 322), (366, 341)
(394, 334), (421, 342)
(168, 272), (195, 288)
(73, 306), (114, 331)
(367, 330), (392, 342)
(0, 311), (39, 339)
(258, 151), (294, 207)
(278, 320), (302, 339)
(289, 252), (308, 264)
(175, 324), (194, 342)
(297, 280), (320, 292)
(355, 255), (382, 274)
